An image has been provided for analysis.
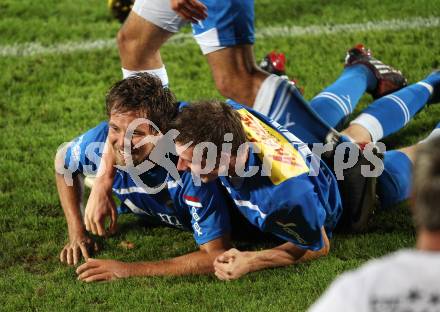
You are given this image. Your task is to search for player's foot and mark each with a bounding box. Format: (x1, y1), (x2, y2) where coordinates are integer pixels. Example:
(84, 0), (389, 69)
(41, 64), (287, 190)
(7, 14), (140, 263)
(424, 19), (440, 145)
(426, 69), (440, 105)
(108, 0), (134, 23)
(345, 44), (408, 99)
(259, 51), (304, 94)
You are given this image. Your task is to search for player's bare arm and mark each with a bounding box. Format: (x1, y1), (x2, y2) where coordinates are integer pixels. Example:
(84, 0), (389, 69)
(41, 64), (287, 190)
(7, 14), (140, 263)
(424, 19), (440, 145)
(213, 228), (330, 281)
(55, 149), (98, 266)
(170, 0), (208, 23)
(76, 235), (232, 282)
(83, 139), (118, 237)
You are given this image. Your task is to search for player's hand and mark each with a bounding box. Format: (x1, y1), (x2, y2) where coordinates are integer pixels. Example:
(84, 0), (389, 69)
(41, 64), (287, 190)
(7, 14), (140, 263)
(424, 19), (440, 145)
(84, 183), (118, 237)
(170, 0), (208, 23)
(213, 248), (251, 281)
(76, 258), (130, 282)
(59, 235), (98, 266)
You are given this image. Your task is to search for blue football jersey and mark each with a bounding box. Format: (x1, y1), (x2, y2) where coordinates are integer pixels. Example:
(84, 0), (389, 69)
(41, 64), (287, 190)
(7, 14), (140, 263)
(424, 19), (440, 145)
(63, 122), (231, 245)
(195, 100), (343, 251)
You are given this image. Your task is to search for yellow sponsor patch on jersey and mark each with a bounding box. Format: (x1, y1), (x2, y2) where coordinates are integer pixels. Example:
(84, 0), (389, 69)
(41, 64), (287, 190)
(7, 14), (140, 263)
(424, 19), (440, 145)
(237, 109), (309, 185)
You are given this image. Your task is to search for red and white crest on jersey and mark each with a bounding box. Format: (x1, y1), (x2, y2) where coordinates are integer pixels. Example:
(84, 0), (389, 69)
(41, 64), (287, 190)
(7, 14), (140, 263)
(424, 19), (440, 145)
(183, 195), (202, 208)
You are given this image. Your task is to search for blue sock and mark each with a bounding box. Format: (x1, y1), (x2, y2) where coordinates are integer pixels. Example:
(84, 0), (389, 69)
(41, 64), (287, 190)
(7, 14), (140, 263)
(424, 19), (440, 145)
(254, 77), (333, 143)
(309, 65), (377, 129)
(350, 78), (434, 141)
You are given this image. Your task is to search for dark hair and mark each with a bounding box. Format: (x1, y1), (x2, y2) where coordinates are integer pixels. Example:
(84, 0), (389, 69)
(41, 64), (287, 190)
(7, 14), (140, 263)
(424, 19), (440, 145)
(413, 136), (440, 231)
(105, 73), (177, 133)
(170, 100), (247, 156)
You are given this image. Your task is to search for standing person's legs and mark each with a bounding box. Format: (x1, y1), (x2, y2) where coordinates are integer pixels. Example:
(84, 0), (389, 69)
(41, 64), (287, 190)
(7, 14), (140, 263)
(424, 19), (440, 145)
(190, 0), (336, 144)
(187, 0), (334, 143)
(190, 0), (265, 106)
(117, 0), (187, 86)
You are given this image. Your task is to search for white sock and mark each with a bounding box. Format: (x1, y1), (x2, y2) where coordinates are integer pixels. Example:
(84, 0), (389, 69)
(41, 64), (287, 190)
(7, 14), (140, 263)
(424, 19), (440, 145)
(121, 66), (169, 87)
(253, 74), (283, 116)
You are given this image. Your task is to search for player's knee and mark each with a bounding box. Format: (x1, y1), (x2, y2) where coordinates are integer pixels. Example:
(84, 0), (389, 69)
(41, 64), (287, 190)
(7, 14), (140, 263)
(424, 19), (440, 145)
(117, 26), (149, 55)
(117, 27), (159, 63)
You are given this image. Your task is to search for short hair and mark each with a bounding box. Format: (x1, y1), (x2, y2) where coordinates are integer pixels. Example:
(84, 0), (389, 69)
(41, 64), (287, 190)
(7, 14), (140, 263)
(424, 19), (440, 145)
(412, 136), (440, 231)
(105, 73), (177, 133)
(170, 100), (247, 156)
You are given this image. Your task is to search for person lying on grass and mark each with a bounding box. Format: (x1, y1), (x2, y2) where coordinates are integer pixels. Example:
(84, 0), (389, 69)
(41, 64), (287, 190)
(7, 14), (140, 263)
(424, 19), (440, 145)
(55, 73), (236, 281)
(75, 48), (440, 281)
(171, 92), (438, 280)
(168, 60), (439, 280)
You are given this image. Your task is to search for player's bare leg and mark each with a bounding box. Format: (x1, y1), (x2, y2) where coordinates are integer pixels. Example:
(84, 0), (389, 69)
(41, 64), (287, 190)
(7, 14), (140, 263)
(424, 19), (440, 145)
(206, 45), (268, 107)
(341, 124), (373, 144)
(117, 12), (173, 72)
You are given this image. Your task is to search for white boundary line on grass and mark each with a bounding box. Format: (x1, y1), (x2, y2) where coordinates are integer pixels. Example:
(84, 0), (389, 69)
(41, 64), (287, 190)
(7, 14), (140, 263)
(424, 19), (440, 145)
(0, 16), (439, 57)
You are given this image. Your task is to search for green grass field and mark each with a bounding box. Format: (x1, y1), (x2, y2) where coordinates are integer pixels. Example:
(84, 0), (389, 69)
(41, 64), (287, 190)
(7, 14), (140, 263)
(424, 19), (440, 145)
(0, 0), (439, 311)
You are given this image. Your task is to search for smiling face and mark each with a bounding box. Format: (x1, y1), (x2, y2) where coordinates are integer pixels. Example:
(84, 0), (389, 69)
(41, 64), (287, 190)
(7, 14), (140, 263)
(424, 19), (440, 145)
(108, 110), (159, 166)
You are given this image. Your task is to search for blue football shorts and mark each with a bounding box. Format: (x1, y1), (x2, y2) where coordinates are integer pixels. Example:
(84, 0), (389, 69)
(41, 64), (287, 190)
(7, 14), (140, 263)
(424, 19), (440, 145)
(132, 0), (255, 54)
